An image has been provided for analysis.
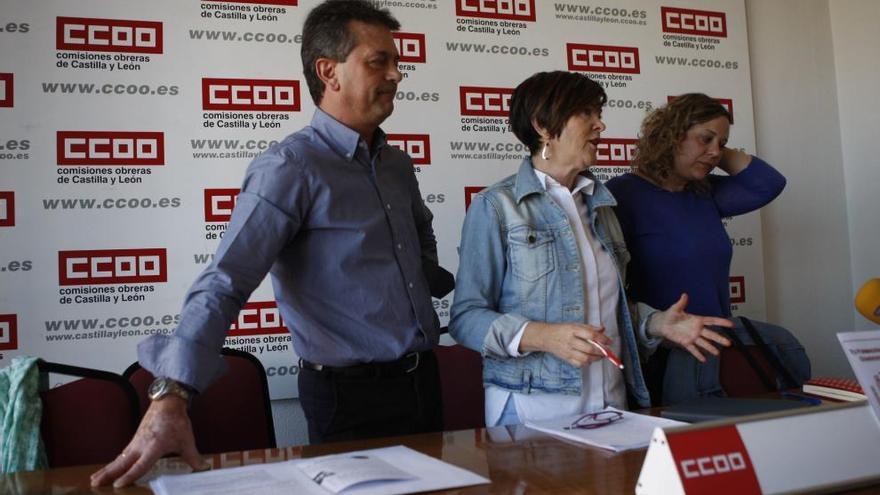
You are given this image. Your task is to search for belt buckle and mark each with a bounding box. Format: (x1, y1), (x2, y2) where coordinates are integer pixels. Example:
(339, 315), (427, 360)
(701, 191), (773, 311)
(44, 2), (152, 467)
(405, 352), (420, 373)
(298, 357), (323, 372)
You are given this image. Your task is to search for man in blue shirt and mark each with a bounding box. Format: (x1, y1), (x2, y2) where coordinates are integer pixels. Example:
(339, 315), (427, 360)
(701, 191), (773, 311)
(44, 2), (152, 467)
(92, 0), (445, 487)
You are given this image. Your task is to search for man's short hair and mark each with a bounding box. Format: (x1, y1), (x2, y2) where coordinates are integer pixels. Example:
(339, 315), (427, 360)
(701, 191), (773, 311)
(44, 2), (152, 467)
(302, 0), (400, 105)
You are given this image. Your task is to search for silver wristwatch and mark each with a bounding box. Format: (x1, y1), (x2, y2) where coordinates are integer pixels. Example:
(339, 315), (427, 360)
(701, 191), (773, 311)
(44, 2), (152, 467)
(148, 377), (193, 403)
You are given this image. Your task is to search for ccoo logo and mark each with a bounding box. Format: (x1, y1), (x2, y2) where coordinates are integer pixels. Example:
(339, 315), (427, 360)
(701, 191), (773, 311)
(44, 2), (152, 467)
(595, 138), (637, 166)
(0, 191), (14, 227)
(0, 73), (12, 108)
(729, 276), (745, 304)
(202, 78), (300, 111)
(456, 0), (536, 22)
(0, 314), (18, 351)
(459, 86), (513, 117)
(393, 32), (426, 63)
(387, 134), (431, 165)
(230, 301), (288, 336)
(57, 131), (165, 166)
(204, 188), (240, 222)
(56, 17), (163, 53)
(661, 7), (727, 38)
(567, 44), (640, 75)
(59, 248), (167, 286)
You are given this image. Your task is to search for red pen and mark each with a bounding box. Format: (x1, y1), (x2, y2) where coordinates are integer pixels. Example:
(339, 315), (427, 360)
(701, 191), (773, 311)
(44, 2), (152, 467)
(588, 339), (624, 370)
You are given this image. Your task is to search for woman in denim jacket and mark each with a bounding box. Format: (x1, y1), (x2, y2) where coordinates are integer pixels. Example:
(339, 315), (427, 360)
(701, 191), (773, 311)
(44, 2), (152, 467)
(449, 72), (733, 427)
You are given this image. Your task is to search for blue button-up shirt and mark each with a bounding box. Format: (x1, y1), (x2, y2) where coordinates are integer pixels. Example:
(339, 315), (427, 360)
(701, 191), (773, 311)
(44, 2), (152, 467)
(139, 109), (440, 391)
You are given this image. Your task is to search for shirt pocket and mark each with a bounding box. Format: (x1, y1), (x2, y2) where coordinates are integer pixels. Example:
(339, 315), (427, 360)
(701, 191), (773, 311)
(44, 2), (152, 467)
(508, 227), (556, 282)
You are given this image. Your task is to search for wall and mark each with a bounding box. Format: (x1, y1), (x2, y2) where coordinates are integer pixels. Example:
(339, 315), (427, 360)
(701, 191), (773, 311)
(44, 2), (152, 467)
(745, 0), (879, 378)
(828, 0), (880, 321)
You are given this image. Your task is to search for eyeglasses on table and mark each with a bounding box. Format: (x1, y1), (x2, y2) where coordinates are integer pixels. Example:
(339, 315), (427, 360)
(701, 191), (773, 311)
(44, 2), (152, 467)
(563, 410), (624, 430)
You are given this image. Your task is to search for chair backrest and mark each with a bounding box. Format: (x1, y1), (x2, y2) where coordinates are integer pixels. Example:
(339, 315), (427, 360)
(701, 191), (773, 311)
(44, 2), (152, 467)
(720, 317), (812, 397)
(719, 346), (780, 396)
(38, 361), (139, 468)
(124, 348), (276, 454)
(434, 344), (485, 431)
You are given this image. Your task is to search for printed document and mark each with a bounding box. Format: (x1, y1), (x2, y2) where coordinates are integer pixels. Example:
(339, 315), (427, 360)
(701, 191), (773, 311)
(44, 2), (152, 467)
(839, 330), (880, 426)
(149, 445), (489, 495)
(525, 407), (686, 451)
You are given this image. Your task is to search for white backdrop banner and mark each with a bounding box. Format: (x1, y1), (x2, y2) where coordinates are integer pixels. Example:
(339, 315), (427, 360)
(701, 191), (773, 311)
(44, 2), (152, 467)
(0, 0), (765, 398)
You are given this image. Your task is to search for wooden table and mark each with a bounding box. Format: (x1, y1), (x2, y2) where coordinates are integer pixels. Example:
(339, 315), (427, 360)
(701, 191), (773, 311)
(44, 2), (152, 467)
(4, 422), (880, 493)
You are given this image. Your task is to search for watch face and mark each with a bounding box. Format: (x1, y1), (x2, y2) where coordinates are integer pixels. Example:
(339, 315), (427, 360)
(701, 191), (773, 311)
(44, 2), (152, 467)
(149, 378), (191, 402)
(148, 378), (168, 398)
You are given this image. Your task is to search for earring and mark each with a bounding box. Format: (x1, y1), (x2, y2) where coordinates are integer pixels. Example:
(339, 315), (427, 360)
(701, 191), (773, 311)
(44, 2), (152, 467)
(541, 142), (550, 160)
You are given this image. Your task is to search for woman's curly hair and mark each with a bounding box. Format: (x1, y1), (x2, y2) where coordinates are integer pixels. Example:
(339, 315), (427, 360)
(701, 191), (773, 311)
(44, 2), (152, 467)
(632, 93), (732, 188)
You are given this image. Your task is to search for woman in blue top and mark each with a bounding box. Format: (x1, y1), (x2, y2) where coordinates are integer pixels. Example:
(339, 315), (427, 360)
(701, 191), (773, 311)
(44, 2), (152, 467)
(450, 74), (733, 427)
(606, 93), (786, 404)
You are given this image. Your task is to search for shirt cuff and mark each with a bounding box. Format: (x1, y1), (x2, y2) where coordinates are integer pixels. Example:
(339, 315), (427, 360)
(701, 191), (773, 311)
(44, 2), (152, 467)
(481, 313), (529, 359)
(636, 302), (663, 351)
(506, 321), (532, 357)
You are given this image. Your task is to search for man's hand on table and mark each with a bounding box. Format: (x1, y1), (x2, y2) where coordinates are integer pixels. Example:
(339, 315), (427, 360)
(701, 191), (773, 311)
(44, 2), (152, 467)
(90, 396), (207, 488)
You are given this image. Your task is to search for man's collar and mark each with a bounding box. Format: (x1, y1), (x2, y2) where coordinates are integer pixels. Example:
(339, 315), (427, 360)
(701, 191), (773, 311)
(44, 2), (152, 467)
(310, 108), (387, 161)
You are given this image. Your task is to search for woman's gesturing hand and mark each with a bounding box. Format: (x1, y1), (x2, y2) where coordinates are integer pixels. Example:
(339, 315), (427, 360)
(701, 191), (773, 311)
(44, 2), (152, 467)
(649, 293), (734, 362)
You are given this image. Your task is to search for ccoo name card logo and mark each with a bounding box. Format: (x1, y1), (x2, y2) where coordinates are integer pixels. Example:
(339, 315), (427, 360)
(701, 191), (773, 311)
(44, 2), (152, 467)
(59, 248), (167, 286)
(460, 86), (513, 117)
(387, 134), (431, 165)
(456, 0), (536, 22)
(230, 301), (288, 336)
(567, 44), (640, 74)
(666, 425), (761, 493)
(661, 7), (727, 38)
(0, 314), (18, 351)
(204, 188), (240, 222)
(393, 32), (426, 63)
(0, 191), (14, 227)
(0, 73), (12, 108)
(202, 78), (300, 111)
(57, 131), (164, 166)
(56, 17), (163, 53)
(595, 138), (637, 166)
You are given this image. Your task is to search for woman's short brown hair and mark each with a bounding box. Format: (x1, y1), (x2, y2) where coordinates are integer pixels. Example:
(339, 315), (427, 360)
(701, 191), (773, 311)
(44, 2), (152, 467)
(509, 71), (606, 155)
(633, 93), (732, 185)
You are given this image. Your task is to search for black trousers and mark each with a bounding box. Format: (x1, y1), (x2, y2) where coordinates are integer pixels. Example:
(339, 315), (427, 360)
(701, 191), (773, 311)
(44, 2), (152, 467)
(298, 350), (444, 444)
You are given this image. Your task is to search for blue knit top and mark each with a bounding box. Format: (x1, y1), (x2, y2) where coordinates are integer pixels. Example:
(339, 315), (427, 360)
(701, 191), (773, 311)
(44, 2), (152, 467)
(606, 158), (786, 317)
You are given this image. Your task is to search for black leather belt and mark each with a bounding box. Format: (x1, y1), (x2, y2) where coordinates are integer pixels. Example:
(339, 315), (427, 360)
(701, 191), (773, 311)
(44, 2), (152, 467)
(298, 351), (426, 378)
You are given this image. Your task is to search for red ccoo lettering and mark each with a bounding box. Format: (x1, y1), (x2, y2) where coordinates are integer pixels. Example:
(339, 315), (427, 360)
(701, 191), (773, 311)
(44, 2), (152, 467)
(58, 248), (167, 285)
(567, 43), (640, 74)
(661, 7), (727, 38)
(202, 78), (300, 112)
(204, 188), (241, 222)
(56, 17), (163, 53)
(387, 134), (431, 165)
(57, 131), (165, 166)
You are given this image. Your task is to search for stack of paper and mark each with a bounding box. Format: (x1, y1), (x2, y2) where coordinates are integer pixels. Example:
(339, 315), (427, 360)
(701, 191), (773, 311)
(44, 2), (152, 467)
(149, 445), (489, 495)
(525, 407), (686, 451)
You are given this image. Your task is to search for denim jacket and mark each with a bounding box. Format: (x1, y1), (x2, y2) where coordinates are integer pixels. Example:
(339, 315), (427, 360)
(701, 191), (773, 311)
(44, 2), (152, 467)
(450, 158), (654, 408)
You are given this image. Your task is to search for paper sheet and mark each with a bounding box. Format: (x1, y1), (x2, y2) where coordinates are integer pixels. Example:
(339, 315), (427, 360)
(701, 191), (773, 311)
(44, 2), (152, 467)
(149, 445), (489, 495)
(525, 407), (686, 451)
(297, 453), (416, 493)
(838, 330), (880, 427)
